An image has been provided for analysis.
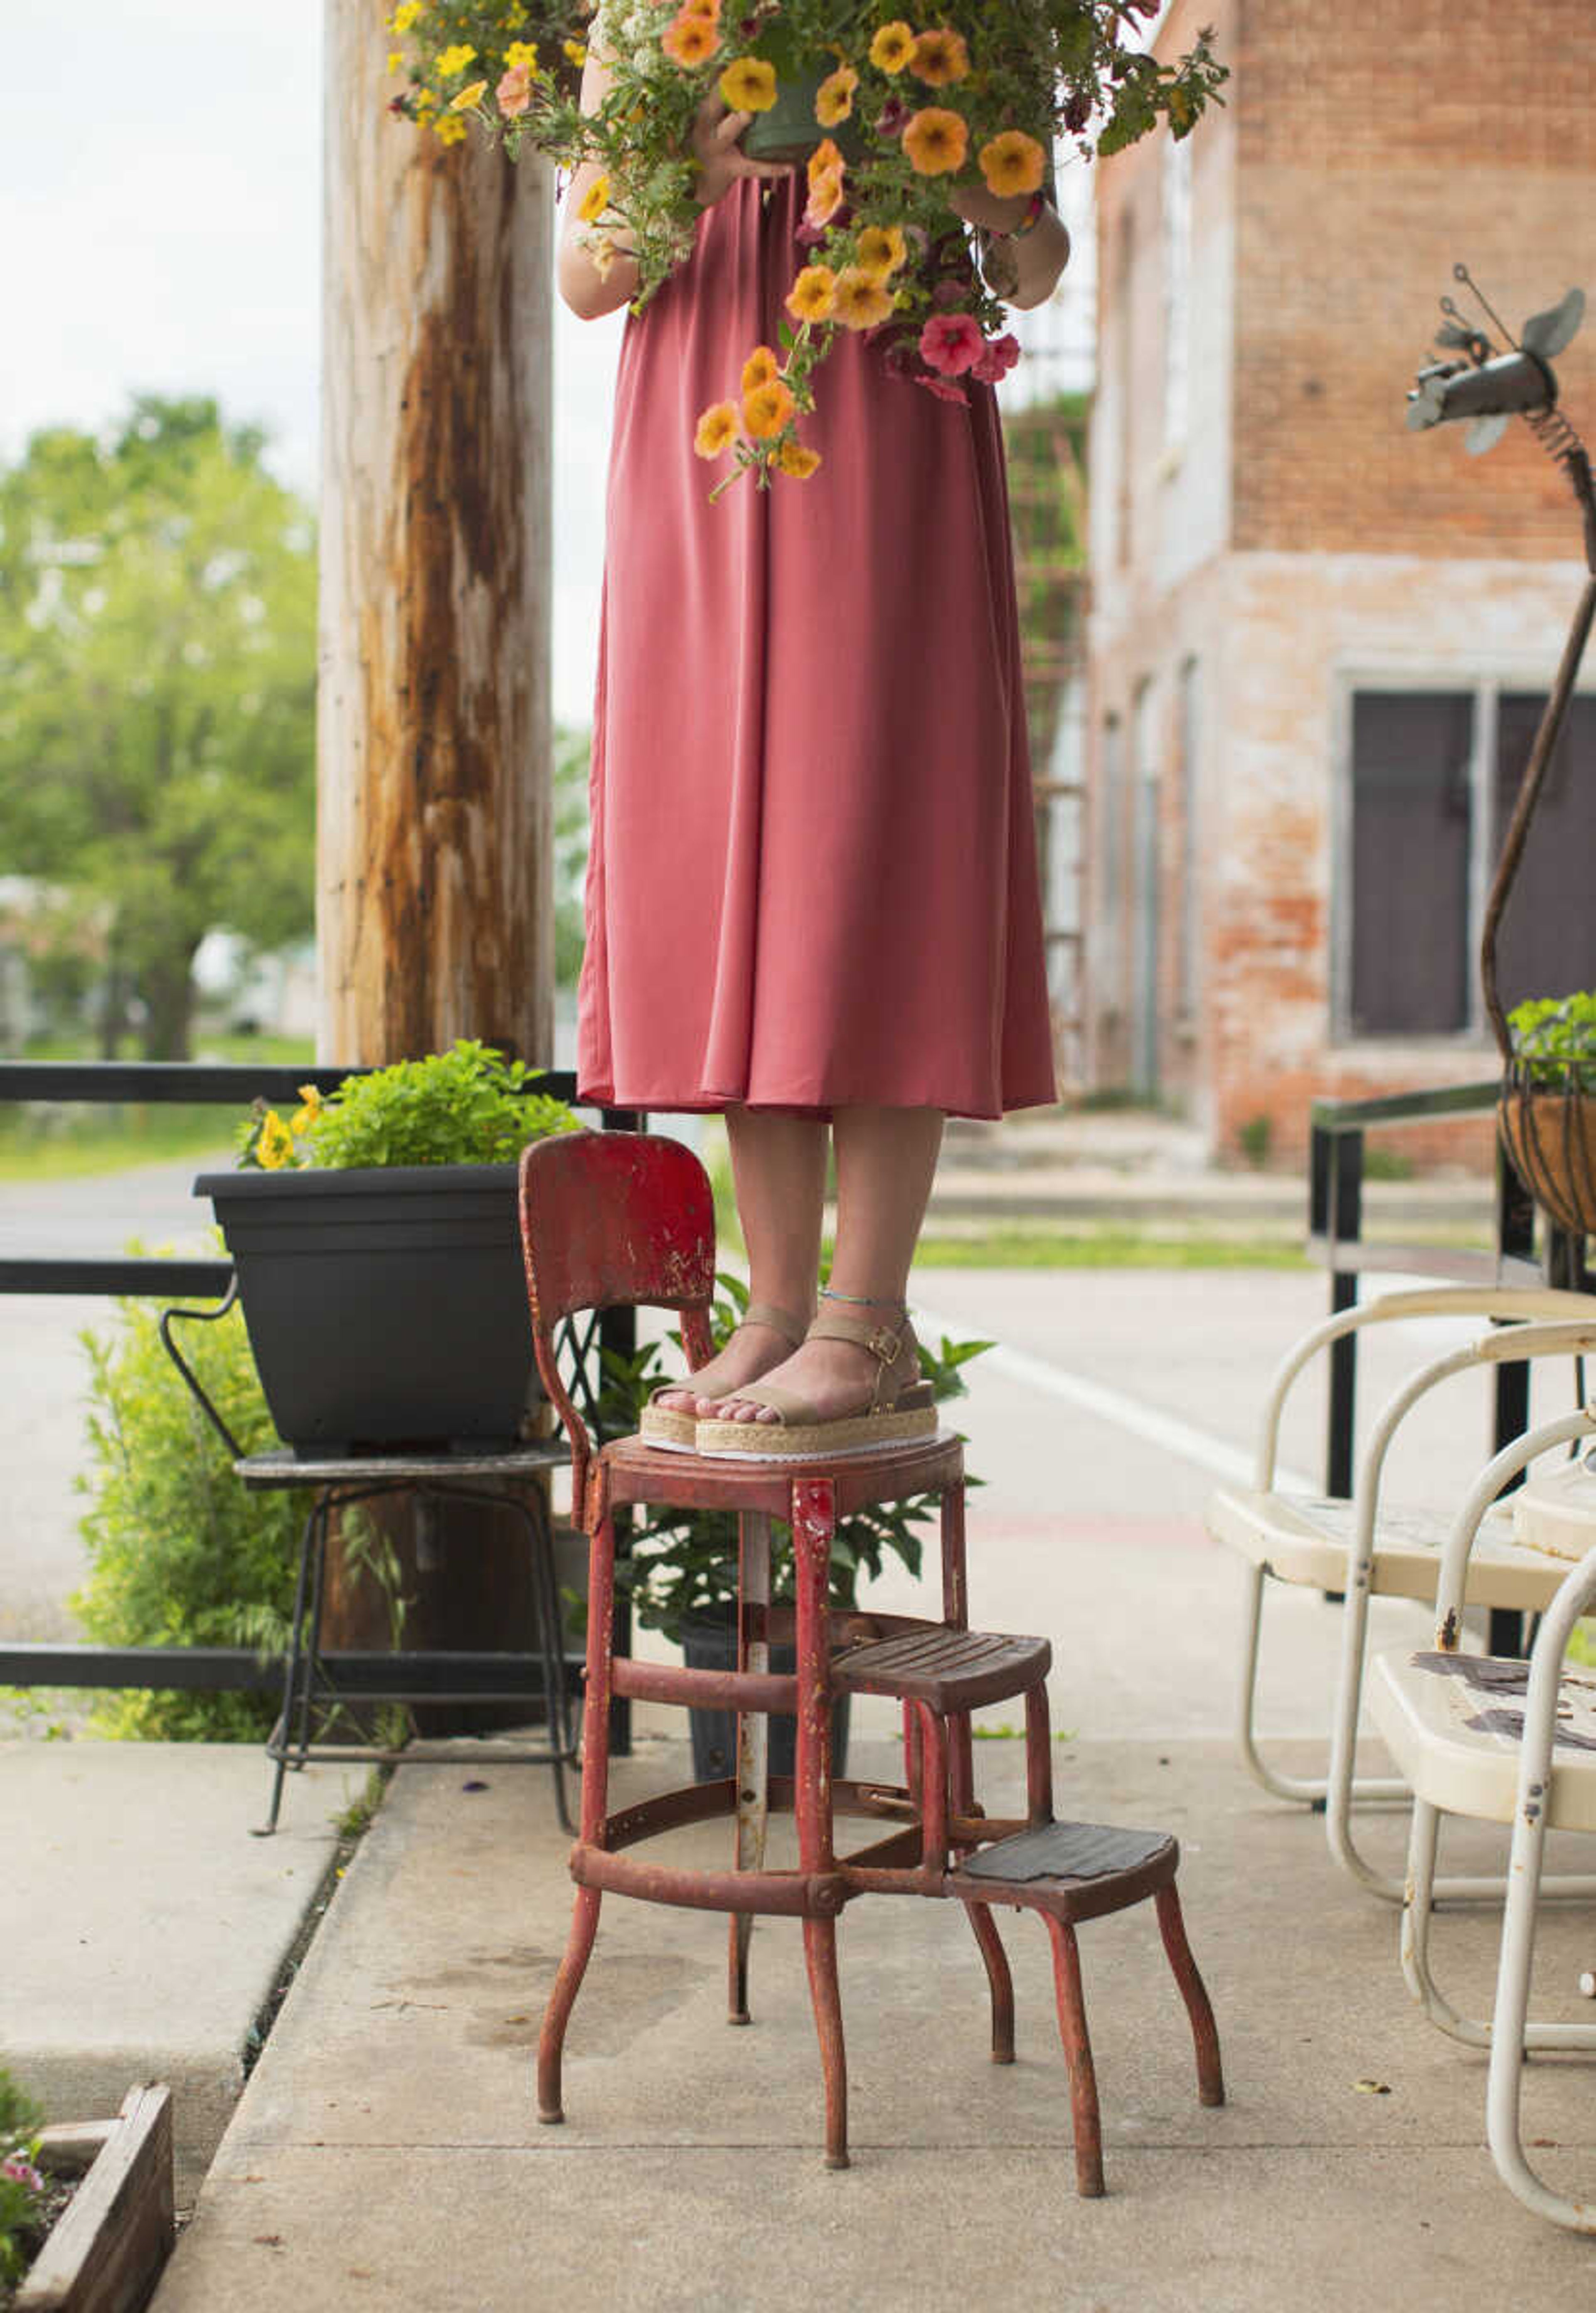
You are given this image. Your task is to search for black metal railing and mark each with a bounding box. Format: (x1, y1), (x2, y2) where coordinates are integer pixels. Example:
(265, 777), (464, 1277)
(0, 1060), (639, 1725)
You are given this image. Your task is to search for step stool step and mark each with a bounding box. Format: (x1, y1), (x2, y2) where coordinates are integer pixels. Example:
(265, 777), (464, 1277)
(947, 1820), (1178, 1920)
(830, 1624), (1050, 1709)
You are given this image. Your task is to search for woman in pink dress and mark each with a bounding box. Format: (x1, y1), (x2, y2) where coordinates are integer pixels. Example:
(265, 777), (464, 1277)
(559, 64), (1070, 1458)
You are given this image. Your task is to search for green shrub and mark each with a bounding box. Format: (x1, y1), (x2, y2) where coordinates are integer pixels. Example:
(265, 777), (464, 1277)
(236, 1038), (579, 1170)
(72, 1286), (300, 1740)
(1507, 990), (1596, 1091)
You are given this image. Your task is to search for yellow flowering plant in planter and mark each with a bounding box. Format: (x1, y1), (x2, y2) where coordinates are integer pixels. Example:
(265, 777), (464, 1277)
(389, 1), (1225, 488)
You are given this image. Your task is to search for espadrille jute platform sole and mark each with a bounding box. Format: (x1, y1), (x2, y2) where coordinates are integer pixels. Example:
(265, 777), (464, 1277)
(692, 1387), (938, 1462)
(637, 1300), (808, 1453)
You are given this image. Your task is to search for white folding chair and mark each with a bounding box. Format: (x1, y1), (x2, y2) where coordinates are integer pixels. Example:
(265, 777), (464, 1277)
(1370, 1413), (1596, 2234)
(1205, 1288), (1596, 1894)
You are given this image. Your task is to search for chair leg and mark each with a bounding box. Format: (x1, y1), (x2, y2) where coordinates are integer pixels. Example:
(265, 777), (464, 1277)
(946, 1705), (1015, 2062)
(537, 1884), (601, 2125)
(1154, 1883), (1224, 2107)
(1044, 1915), (1104, 2198)
(729, 1511), (772, 2027)
(803, 1915), (850, 2171)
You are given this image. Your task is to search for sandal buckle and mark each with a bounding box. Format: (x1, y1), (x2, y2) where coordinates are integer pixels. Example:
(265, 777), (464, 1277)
(864, 1325), (900, 1364)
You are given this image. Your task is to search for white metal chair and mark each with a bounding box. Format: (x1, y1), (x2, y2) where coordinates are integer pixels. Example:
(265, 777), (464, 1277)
(1369, 1411), (1596, 2234)
(1204, 1287), (1596, 1899)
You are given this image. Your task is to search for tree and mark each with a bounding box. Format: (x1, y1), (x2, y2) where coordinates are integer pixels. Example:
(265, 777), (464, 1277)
(0, 395), (317, 1058)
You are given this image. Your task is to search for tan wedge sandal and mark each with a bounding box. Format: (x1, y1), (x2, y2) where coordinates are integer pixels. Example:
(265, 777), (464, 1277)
(694, 1304), (937, 1461)
(638, 1301), (809, 1451)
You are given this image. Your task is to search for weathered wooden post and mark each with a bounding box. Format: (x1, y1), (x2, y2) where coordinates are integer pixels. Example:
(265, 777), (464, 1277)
(320, 0), (553, 1066)
(318, 0), (557, 1697)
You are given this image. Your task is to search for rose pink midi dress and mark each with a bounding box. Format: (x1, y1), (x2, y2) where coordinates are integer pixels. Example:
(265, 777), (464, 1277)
(576, 170), (1057, 1120)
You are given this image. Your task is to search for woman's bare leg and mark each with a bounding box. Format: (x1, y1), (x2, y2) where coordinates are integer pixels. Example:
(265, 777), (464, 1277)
(713, 1105), (944, 1426)
(655, 1107), (827, 1415)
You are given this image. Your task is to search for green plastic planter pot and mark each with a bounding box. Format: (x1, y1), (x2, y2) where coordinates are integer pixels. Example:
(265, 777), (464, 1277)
(741, 72), (865, 163)
(197, 1163), (541, 1458)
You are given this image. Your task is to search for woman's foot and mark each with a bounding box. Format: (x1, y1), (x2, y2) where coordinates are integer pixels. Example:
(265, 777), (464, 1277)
(709, 1300), (922, 1428)
(653, 1305), (810, 1418)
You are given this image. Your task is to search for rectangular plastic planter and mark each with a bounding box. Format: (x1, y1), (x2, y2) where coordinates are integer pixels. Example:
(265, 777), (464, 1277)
(196, 1163), (541, 1458)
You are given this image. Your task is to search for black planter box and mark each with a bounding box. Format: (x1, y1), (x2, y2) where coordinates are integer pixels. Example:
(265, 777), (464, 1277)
(197, 1163), (541, 1458)
(682, 1609), (851, 1782)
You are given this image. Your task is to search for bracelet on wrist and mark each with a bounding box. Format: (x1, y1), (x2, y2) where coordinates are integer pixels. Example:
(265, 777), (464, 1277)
(1007, 188), (1047, 241)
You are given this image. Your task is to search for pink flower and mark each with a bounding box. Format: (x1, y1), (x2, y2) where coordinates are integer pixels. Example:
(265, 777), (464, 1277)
(497, 64), (532, 117)
(916, 372), (969, 405)
(972, 331), (1021, 384)
(919, 311), (985, 377)
(1, 2153), (43, 2194)
(874, 94), (909, 137)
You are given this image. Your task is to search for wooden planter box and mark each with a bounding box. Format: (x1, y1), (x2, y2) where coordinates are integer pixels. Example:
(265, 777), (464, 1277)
(15, 2084), (174, 2313)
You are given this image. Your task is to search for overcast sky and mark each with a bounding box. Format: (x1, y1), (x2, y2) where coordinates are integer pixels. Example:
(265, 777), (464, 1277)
(3, 3), (1090, 727)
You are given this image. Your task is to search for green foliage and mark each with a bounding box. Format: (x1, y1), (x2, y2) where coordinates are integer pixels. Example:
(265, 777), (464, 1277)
(553, 725), (593, 993)
(598, 1276), (992, 1642)
(236, 1039), (581, 1170)
(0, 2067), (47, 2289)
(1236, 1113), (1273, 1169)
(0, 396), (317, 1060)
(1508, 990), (1596, 1091)
(72, 1286), (300, 1740)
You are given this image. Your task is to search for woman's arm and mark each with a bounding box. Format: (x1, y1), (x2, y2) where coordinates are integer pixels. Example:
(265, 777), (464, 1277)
(946, 182), (1072, 313)
(557, 52), (793, 322)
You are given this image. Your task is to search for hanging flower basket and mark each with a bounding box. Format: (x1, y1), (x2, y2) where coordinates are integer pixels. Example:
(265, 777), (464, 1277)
(1497, 1053), (1596, 1238)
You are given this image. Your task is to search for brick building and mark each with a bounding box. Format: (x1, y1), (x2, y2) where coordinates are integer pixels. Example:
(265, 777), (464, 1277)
(1086, 0), (1596, 1162)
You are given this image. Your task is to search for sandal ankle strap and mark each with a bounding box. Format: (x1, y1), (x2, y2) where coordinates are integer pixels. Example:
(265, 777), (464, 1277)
(807, 1308), (910, 1365)
(741, 1300), (809, 1347)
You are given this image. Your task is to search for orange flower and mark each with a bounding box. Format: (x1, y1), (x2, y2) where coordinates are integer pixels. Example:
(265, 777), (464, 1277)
(743, 379), (796, 439)
(807, 135), (845, 187)
(854, 224), (908, 281)
(804, 167), (845, 229)
(868, 20), (915, 74)
(978, 128), (1046, 198)
(663, 10), (719, 65)
(718, 55), (777, 111)
(815, 63), (858, 125)
(909, 27), (970, 85)
(902, 105), (968, 175)
(680, 0), (720, 14)
(831, 266), (894, 331)
(577, 172), (611, 223)
(777, 438), (822, 479)
(741, 344), (780, 393)
(694, 401), (740, 458)
(785, 264), (837, 322)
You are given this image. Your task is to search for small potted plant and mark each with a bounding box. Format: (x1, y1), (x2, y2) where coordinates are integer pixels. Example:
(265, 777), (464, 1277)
(1500, 990), (1596, 1236)
(194, 1040), (580, 1458)
(596, 1278), (991, 1776)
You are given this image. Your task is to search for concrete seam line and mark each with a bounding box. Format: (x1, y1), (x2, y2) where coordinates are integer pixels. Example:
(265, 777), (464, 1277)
(910, 1299), (1318, 1496)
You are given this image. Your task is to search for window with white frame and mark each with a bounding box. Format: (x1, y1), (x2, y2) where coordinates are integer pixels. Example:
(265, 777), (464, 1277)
(1344, 683), (1596, 1038)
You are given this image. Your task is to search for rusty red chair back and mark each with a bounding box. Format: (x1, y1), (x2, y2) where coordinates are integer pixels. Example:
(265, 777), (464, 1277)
(519, 1130), (717, 1515)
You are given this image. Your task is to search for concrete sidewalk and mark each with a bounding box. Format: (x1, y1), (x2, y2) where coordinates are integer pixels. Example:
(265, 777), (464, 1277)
(150, 1737), (1596, 2311)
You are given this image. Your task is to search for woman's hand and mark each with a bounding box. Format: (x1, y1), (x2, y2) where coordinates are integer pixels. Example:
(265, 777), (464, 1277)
(691, 94), (793, 208)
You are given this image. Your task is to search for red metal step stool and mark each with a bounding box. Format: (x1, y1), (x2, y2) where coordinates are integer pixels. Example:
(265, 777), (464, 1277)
(520, 1130), (1224, 2185)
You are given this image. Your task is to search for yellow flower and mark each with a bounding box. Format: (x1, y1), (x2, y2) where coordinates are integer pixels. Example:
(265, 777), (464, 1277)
(909, 27), (970, 85)
(389, 1), (424, 31)
(257, 1111), (296, 1171)
(694, 400), (740, 458)
(815, 64), (858, 126)
(979, 128), (1046, 198)
(450, 78), (488, 110)
(387, 50), (404, 74)
(807, 135), (844, 187)
(868, 21), (914, 74)
(717, 55), (778, 112)
(785, 263), (837, 323)
(435, 42), (476, 75)
(577, 172), (611, 223)
(776, 438), (822, 479)
(804, 166), (845, 228)
(563, 38), (587, 64)
(505, 39), (538, 68)
(743, 379), (796, 439)
(902, 105), (968, 175)
(741, 345), (779, 394)
(831, 266), (894, 331)
(663, 10), (719, 66)
(435, 111), (468, 142)
(854, 224), (908, 281)
(289, 1084), (324, 1138)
